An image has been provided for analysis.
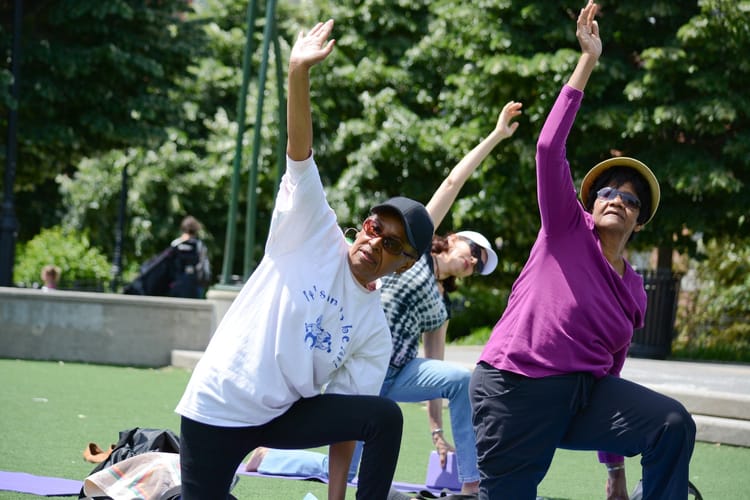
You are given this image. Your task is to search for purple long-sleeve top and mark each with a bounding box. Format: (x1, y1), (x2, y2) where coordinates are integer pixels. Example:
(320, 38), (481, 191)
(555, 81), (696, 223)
(479, 85), (647, 464)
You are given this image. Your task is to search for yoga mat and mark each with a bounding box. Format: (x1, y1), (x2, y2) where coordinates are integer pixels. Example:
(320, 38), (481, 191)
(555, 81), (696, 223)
(0, 470), (83, 496)
(235, 464), (459, 496)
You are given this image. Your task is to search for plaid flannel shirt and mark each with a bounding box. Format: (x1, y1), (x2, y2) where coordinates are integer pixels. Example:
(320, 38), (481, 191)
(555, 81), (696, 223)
(381, 253), (449, 368)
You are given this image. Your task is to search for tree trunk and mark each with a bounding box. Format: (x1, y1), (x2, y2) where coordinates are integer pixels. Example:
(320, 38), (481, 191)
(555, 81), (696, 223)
(657, 245), (673, 271)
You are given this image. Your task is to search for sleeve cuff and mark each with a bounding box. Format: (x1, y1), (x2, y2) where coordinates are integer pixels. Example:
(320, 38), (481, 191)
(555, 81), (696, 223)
(286, 151), (316, 180)
(286, 150), (314, 168)
(598, 451), (625, 464)
(562, 83), (584, 99)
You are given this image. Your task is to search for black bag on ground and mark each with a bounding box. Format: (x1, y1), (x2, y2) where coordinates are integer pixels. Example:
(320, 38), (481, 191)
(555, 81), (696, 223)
(123, 247), (177, 296)
(79, 427), (180, 499)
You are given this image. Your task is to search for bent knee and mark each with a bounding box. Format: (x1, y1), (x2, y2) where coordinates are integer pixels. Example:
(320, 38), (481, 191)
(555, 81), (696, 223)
(666, 403), (697, 439)
(372, 397), (403, 427)
(444, 366), (472, 393)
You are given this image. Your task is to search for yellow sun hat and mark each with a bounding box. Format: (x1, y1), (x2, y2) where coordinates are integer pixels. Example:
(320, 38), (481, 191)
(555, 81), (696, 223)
(580, 157), (660, 225)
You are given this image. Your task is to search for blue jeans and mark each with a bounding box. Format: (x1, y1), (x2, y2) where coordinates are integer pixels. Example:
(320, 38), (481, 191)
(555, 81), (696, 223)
(259, 358), (480, 485)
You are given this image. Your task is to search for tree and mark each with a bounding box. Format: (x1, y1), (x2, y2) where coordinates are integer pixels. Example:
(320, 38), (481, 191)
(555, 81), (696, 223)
(36, 0), (749, 341)
(284, 0), (748, 338)
(58, 0), (301, 281)
(0, 0), (206, 239)
(303, 1), (748, 262)
(623, 0), (750, 254)
(299, 2), (699, 273)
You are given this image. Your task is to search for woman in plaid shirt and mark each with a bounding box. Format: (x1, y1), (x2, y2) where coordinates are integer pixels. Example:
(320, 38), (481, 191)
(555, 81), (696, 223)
(248, 100), (522, 496)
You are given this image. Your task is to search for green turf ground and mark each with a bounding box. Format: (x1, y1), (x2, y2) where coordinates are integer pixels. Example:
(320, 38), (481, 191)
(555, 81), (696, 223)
(1, 359), (747, 499)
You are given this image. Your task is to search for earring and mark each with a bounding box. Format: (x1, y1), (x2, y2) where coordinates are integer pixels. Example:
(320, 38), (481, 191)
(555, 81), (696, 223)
(344, 227), (358, 244)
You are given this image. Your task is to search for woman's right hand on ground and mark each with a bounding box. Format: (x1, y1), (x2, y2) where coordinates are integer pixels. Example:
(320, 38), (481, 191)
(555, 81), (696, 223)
(433, 433), (456, 467)
(605, 471), (629, 500)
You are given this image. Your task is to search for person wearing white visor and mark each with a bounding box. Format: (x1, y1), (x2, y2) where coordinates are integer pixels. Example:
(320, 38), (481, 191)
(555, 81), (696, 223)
(454, 230), (499, 276)
(248, 99), (521, 498)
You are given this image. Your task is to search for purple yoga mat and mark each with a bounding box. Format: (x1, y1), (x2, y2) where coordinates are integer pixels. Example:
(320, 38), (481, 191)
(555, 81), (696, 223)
(235, 464), (459, 496)
(0, 471), (83, 496)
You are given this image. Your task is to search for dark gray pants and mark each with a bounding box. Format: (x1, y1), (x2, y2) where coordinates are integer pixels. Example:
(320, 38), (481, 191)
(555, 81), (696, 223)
(470, 362), (695, 500)
(180, 394), (403, 500)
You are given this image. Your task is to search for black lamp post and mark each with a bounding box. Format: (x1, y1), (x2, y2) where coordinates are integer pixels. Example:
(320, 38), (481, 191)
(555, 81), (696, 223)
(110, 165), (128, 291)
(0, 0), (22, 287)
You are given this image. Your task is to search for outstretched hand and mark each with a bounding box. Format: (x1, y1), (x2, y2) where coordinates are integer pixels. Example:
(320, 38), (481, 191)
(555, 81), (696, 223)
(576, 1), (602, 59)
(493, 100), (523, 140)
(289, 19), (336, 71)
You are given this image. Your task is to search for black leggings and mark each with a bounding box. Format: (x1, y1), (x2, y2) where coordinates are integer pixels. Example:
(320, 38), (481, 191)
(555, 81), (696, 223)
(180, 394), (403, 499)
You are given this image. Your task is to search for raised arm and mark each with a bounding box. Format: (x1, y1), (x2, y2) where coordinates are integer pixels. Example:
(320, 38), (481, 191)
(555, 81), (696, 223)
(567, 3), (629, 498)
(567, 0), (601, 92)
(287, 20), (336, 161)
(425, 100), (522, 229)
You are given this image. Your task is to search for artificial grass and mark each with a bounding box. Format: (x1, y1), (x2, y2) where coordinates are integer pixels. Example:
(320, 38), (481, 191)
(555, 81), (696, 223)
(0, 359), (748, 499)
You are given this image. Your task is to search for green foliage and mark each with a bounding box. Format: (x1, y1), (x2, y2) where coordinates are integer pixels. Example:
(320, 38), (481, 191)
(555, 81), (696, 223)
(57, 0), (300, 277)
(623, 0), (750, 251)
(300, 0), (748, 338)
(446, 281), (510, 342)
(673, 237), (750, 362)
(4, 0), (749, 350)
(450, 325), (493, 346)
(13, 226), (111, 289)
(58, 126), (237, 281)
(0, 0), (207, 240)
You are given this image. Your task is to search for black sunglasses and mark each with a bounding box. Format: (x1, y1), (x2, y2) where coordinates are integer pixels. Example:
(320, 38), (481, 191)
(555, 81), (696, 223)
(459, 237), (485, 275)
(596, 187), (641, 210)
(362, 217), (418, 259)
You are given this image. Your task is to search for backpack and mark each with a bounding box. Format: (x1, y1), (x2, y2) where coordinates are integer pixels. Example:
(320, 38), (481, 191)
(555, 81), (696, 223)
(123, 247), (177, 296)
(79, 428), (180, 499)
(169, 238), (211, 298)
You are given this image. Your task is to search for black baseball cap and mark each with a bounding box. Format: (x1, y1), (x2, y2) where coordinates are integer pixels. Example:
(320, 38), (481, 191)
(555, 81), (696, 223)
(371, 196), (434, 257)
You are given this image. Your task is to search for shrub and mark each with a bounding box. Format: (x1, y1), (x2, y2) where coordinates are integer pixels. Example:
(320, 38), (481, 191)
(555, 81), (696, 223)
(14, 226), (112, 290)
(673, 237), (750, 362)
(446, 281), (510, 343)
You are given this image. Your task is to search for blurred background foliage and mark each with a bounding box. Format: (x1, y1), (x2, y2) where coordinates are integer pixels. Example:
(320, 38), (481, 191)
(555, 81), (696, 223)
(673, 237), (750, 362)
(13, 226), (111, 290)
(1, 0), (748, 356)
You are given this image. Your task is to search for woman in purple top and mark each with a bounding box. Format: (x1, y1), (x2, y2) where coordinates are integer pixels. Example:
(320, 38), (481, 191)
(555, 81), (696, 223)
(470, 2), (695, 500)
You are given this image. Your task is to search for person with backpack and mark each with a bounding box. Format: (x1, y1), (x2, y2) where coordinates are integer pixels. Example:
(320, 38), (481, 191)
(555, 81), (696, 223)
(169, 215), (211, 298)
(123, 216), (211, 298)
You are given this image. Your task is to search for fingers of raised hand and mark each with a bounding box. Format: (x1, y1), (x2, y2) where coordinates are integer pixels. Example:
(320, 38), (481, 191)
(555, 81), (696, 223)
(306, 19), (334, 45)
(497, 101), (523, 133)
(291, 20), (335, 65)
(577, 1), (598, 33)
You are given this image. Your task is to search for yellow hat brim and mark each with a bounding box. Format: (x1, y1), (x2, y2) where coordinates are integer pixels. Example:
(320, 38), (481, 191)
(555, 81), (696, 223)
(579, 157), (660, 225)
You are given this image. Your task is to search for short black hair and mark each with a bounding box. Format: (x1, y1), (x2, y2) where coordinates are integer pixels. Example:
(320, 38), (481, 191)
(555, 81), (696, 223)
(584, 166), (652, 225)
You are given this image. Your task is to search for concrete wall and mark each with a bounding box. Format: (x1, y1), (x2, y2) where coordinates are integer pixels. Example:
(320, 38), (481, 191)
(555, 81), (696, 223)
(0, 287), (215, 367)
